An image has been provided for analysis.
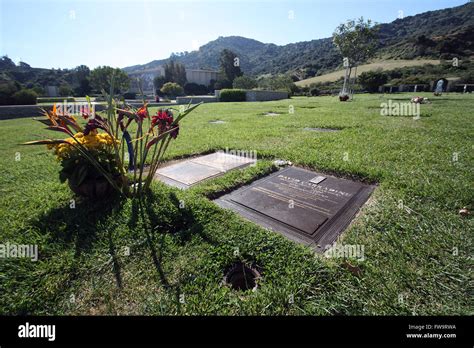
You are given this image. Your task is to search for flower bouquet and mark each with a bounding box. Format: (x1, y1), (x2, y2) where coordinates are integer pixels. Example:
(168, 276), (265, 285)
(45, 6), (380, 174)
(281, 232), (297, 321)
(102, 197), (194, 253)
(24, 81), (200, 199)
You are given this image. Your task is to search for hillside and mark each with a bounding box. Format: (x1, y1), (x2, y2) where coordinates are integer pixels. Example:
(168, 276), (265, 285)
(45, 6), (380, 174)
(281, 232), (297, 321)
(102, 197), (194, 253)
(1, 2), (473, 96)
(295, 59), (440, 86)
(124, 2), (474, 79)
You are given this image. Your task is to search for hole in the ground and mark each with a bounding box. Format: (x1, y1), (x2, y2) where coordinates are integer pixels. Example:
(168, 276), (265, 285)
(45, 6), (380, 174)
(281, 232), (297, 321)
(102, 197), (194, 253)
(224, 262), (261, 291)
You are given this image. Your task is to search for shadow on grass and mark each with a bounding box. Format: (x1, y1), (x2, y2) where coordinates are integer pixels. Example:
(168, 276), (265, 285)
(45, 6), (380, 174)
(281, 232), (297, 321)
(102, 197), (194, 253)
(129, 189), (217, 292)
(32, 187), (216, 294)
(32, 193), (125, 257)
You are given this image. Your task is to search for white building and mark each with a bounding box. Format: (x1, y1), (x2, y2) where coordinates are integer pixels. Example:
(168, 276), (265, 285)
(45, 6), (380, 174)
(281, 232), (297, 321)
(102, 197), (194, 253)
(185, 69), (221, 86)
(127, 66), (221, 94)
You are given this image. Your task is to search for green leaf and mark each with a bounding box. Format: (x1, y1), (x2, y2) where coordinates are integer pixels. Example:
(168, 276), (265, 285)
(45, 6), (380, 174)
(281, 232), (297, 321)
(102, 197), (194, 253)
(22, 139), (68, 146)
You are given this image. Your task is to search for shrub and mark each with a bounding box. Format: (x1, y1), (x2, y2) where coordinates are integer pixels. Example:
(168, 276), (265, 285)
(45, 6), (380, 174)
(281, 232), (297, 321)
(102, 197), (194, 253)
(32, 86), (45, 96)
(160, 82), (184, 97)
(299, 86), (310, 95)
(309, 87), (320, 96)
(13, 89), (37, 105)
(0, 81), (19, 105)
(59, 85), (73, 97)
(258, 75), (298, 95)
(219, 89), (246, 102)
(214, 79), (232, 90)
(184, 82), (208, 95)
(358, 70), (388, 93)
(459, 71), (474, 84)
(232, 76), (258, 89)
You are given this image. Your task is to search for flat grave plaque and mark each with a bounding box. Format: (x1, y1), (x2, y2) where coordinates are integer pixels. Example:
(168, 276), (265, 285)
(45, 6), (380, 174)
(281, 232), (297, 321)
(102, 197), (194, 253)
(156, 161), (222, 188)
(155, 152), (256, 189)
(192, 152), (255, 172)
(303, 127), (340, 132)
(215, 166), (374, 251)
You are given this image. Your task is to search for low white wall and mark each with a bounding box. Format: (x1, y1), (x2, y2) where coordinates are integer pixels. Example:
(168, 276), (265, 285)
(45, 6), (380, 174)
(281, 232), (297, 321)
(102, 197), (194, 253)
(176, 96), (218, 104)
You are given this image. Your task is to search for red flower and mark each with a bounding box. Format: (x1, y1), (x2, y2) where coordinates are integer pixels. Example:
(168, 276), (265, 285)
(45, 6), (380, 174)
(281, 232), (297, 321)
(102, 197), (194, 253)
(84, 114), (106, 135)
(81, 105), (93, 119)
(151, 109), (179, 139)
(136, 106), (148, 121)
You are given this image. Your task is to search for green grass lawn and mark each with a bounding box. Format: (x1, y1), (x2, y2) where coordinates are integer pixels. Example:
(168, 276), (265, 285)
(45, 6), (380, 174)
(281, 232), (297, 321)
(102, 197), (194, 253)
(0, 93), (472, 315)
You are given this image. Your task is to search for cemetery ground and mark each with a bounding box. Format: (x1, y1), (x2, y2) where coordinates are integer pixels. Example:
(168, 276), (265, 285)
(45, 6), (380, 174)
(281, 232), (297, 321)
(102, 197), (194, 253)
(0, 93), (472, 315)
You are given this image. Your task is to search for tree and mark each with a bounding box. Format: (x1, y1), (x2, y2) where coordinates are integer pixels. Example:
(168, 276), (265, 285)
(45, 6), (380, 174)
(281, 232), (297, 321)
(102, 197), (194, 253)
(358, 70), (388, 93)
(258, 75), (297, 95)
(233, 76), (257, 89)
(18, 61), (31, 69)
(160, 82), (184, 97)
(219, 49), (242, 84)
(59, 84), (73, 97)
(333, 17), (377, 97)
(0, 55), (16, 70)
(73, 65), (91, 96)
(184, 82), (208, 95)
(32, 85), (45, 96)
(214, 79), (232, 90)
(0, 81), (20, 105)
(13, 89), (37, 105)
(153, 75), (166, 95)
(175, 63), (187, 86)
(164, 61), (187, 86)
(90, 66), (130, 94)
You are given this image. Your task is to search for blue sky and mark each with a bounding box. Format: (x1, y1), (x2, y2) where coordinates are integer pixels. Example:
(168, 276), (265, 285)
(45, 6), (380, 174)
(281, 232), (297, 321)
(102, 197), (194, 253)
(0, 0), (468, 69)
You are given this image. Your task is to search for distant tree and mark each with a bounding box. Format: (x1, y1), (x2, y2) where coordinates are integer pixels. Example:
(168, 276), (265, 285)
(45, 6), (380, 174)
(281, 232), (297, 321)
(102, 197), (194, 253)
(214, 79), (232, 90)
(358, 70), (388, 92)
(18, 61), (31, 69)
(333, 17), (377, 97)
(208, 79), (217, 91)
(160, 82), (184, 97)
(164, 61), (187, 86)
(0, 56), (16, 70)
(304, 67), (318, 79)
(233, 76), (258, 89)
(258, 75), (297, 95)
(90, 66), (130, 94)
(59, 84), (73, 97)
(0, 81), (20, 105)
(72, 65), (91, 96)
(153, 75), (166, 94)
(184, 82), (208, 95)
(13, 89), (37, 105)
(219, 49), (242, 84)
(175, 63), (187, 86)
(308, 83), (321, 96)
(459, 70), (474, 84)
(32, 85), (45, 96)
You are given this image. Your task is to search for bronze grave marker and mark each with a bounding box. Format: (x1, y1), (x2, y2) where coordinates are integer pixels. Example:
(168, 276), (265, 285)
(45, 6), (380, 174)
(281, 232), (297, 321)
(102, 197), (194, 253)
(215, 166), (374, 252)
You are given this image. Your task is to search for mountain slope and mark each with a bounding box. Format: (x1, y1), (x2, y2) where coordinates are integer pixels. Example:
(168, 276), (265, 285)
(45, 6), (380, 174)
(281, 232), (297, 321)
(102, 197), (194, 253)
(295, 59), (440, 86)
(124, 2), (474, 78)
